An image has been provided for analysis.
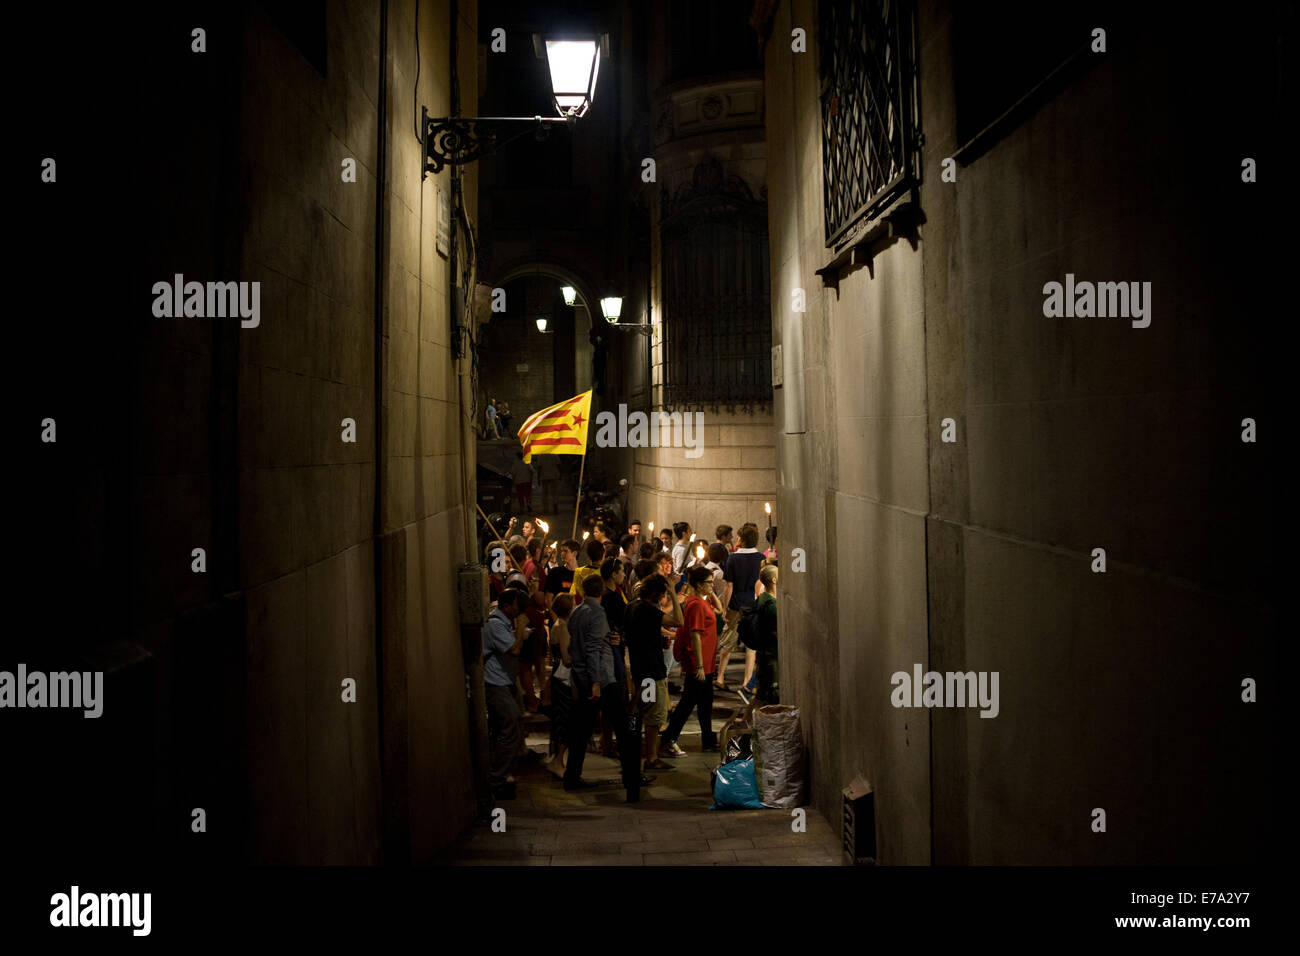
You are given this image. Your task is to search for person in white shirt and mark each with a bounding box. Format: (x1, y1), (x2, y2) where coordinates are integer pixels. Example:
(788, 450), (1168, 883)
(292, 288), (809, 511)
(671, 522), (691, 575)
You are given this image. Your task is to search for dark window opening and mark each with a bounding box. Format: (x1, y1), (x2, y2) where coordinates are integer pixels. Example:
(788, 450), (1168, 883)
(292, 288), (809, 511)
(953, 2), (1118, 148)
(661, 159), (771, 411)
(258, 0), (327, 75)
(666, 0), (760, 84)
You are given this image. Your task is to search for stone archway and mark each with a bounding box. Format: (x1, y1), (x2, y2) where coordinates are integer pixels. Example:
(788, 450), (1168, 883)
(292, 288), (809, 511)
(495, 260), (600, 332)
(487, 259), (603, 403)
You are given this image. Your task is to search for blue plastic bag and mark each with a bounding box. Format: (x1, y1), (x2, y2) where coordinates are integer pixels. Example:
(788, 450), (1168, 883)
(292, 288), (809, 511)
(710, 757), (764, 810)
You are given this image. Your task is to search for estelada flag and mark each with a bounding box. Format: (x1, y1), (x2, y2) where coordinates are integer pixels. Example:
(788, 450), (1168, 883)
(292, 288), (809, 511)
(516, 389), (592, 463)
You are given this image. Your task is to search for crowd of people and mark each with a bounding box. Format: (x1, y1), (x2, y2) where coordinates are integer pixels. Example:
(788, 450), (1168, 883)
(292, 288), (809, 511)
(480, 517), (779, 803)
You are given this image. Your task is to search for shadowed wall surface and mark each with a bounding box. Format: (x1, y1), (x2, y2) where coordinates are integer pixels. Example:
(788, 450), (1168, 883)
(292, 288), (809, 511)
(763, 0), (1279, 864)
(12, 0), (481, 865)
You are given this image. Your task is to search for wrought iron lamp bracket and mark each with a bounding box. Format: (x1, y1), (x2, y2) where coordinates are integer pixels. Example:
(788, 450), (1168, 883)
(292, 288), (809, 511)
(422, 107), (573, 177)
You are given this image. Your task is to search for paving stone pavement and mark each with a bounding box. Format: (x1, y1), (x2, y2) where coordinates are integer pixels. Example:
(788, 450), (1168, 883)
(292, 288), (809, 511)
(435, 669), (843, 867)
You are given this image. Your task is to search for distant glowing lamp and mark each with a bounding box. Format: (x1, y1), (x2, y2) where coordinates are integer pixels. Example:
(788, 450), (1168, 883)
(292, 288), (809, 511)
(561, 286), (577, 306)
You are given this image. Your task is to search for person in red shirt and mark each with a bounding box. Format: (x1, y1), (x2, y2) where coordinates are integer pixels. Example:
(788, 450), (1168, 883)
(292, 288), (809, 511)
(660, 564), (725, 755)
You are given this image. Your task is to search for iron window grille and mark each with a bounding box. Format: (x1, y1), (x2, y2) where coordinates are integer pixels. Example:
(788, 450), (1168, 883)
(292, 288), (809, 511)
(819, 0), (920, 248)
(660, 157), (772, 412)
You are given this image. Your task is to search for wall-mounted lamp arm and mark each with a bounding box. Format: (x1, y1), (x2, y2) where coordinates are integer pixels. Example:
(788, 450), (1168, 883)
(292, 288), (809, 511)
(422, 107), (573, 177)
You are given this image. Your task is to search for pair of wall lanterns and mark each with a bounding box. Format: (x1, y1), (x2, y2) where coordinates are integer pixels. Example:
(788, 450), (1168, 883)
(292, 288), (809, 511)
(561, 284), (625, 324)
(535, 285), (622, 332)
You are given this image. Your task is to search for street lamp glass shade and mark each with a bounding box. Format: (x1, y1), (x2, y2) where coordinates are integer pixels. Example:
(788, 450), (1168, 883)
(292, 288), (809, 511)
(535, 316), (548, 332)
(561, 286), (577, 306)
(600, 296), (622, 321)
(545, 39), (600, 118)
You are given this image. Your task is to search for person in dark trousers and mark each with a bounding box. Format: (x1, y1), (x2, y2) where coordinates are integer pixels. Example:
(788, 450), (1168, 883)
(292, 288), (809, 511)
(564, 575), (655, 800)
(754, 564), (779, 703)
(661, 564), (725, 756)
(544, 539), (579, 614)
(719, 524), (764, 690)
(598, 557), (631, 758)
(482, 587), (528, 800)
(545, 593), (575, 778)
(627, 572), (684, 772)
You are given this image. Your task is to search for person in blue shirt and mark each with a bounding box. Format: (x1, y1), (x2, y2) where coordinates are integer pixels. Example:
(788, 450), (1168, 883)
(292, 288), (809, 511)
(564, 575), (655, 801)
(482, 587), (528, 799)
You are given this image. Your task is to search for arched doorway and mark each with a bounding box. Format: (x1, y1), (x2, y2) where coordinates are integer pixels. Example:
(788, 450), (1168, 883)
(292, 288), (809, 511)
(493, 261), (600, 404)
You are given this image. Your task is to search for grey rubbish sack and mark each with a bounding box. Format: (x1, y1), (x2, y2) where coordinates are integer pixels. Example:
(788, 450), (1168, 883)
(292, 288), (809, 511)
(753, 704), (805, 809)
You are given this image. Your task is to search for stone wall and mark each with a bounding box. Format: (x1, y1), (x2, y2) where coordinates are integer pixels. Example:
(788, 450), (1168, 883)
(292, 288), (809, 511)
(376, 0), (479, 863)
(14, 0), (481, 866)
(763, 0), (1277, 864)
(632, 413), (775, 540)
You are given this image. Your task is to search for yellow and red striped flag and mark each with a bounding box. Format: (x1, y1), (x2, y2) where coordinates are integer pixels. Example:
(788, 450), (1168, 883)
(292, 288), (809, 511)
(516, 389), (592, 463)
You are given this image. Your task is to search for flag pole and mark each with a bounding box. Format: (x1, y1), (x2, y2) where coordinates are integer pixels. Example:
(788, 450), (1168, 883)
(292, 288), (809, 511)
(571, 449), (586, 540)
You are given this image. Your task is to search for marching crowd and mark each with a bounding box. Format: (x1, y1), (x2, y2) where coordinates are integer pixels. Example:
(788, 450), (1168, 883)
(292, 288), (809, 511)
(481, 518), (779, 802)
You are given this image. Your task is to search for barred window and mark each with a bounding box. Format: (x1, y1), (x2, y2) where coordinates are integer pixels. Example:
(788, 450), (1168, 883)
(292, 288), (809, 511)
(660, 157), (771, 412)
(818, 0), (919, 247)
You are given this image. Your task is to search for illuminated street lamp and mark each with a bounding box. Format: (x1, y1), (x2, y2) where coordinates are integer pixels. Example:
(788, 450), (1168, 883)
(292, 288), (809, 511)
(535, 316), (548, 332)
(600, 296), (623, 322)
(544, 38), (601, 118)
(561, 286), (577, 306)
(421, 33), (605, 177)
